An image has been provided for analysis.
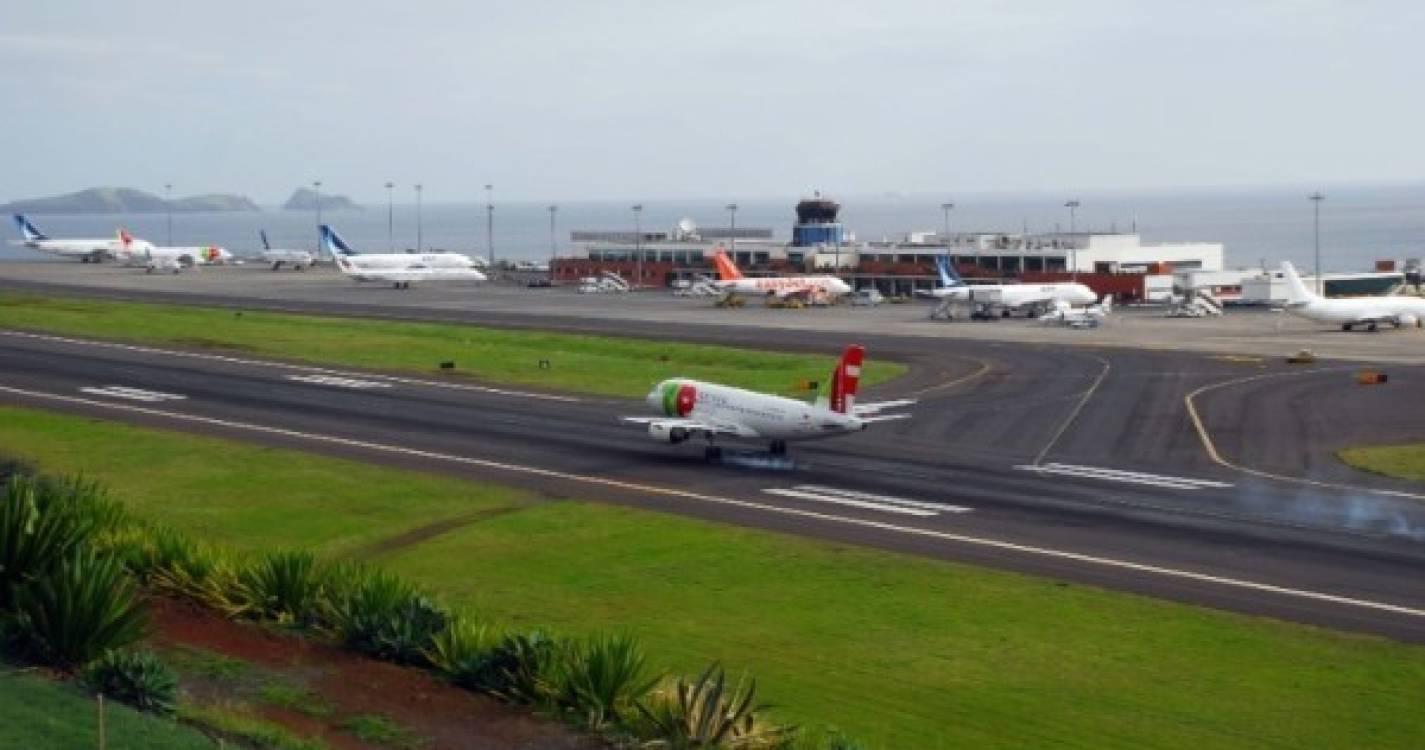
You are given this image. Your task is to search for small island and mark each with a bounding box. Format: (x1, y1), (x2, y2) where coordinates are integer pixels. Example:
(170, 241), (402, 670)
(283, 187), (360, 211)
(0, 187), (260, 214)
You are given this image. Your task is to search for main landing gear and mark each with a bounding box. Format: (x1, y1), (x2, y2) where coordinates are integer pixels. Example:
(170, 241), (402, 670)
(392, 281), (412, 290)
(769, 440), (788, 456)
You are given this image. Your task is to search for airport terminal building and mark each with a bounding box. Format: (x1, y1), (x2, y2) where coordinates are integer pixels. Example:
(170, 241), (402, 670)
(553, 196), (1225, 300)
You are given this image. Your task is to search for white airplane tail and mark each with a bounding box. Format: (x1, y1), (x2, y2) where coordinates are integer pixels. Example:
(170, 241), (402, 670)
(319, 224), (357, 258)
(1280, 261), (1317, 304)
(1099, 294), (1113, 312)
(13, 214), (47, 242)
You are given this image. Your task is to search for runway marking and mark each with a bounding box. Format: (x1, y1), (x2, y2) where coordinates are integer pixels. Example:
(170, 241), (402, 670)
(287, 374), (393, 389)
(1015, 463), (1233, 491)
(1032, 353), (1112, 465)
(763, 485), (969, 517)
(78, 386), (187, 403)
(1185, 368), (1425, 502)
(906, 356), (993, 397)
(0, 330), (577, 403)
(1, 382), (1423, 623)
(792, 484), (973, 514)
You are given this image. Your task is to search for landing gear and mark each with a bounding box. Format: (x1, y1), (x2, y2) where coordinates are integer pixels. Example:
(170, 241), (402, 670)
(393, 281), (412, 290)
(1342, 323), (1352, 332)
(769, 440), (788, 456)
(1367, 322), (1379, 332)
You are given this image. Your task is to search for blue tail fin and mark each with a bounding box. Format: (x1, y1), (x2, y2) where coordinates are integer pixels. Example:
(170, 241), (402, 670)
(936, 255), (963, 287)
(319, 224), (356, 256)
(13, 214), (47, 241)
(259, 230), (271, 250)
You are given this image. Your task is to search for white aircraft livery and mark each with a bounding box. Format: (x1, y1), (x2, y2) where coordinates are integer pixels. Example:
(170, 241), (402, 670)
(320, 225), (487, 289)
(10, 214), (151, 262)
(624, 344), (913, 457)
(1281, 260), (1425, 331)
(258, 230), (315, 270)
(710, 250), (852, 300)
(112, 229), (232, 273)
(925, 255), (1097, 310)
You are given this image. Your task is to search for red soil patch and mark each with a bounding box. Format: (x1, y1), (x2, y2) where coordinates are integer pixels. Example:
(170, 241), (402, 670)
(148, 597), (605, 750)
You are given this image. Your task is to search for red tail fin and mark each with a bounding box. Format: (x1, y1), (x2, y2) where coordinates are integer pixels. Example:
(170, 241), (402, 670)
(711, 250), (743, 281)
(830, 344), (865, 414)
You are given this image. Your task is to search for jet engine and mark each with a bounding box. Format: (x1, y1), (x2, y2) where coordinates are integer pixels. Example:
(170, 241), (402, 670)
(648, 423), (692, 444)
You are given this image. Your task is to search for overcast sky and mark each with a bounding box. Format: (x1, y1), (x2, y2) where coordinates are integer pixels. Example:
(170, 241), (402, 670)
(2, 1), (1421, 204)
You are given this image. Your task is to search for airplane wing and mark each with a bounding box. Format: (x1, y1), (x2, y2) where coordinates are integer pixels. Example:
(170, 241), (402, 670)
(621, 417), (758, 438)
(853, 399), (916, 415)
(858, 413), (912, 423)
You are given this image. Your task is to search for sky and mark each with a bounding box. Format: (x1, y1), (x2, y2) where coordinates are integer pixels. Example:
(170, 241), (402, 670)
(2, 1), (1422, 204)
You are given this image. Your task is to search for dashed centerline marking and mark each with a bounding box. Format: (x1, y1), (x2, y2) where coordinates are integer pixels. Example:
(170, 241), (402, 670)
(78, 386), (187, 403)
(287, 374), (393, 389)
(0, 382), (1421, 623)
(1015, 463), (1233, 491)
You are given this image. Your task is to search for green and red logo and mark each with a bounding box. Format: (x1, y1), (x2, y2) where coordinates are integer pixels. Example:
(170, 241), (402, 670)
(661, 381), (697, 416)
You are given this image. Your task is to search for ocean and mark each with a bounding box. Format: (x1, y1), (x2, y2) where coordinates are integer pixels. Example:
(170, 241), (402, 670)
(4, 184), (1422, 273)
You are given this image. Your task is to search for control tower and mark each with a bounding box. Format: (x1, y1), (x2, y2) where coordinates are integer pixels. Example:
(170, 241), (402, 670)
(792, 193), (844, 247)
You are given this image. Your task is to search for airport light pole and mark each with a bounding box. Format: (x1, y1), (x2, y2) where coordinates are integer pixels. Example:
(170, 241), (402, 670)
(940, 202), (954, 242)
(1310, 191), (1325, 295)
(632, 204), (644, 288)
(385, 181), (395, 251)
(547, 204), (558, 265)
(1064, 199), (1081, 280)
(484, 184), (494, 267)
(164, 183), (173, 246)
(312, 180), (323, 253)
(726, 203), (738, 257)
(414, 184), (423, 252)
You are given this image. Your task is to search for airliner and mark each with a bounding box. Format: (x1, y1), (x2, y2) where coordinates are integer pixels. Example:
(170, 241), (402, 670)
(1039, 295), (1113, 328)
(710, 250), (852, 300)
(624, 344), (913, 458)
(10, 214), (151, 262)
(112, 229), (233, 273)
(257, 230), (315, 270)
(923, 255), (1097, 311)
(1281, 261), (1425, 331)
(320, 225), (486, 289)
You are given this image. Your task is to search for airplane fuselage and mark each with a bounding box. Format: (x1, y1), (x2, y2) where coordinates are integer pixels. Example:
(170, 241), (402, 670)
(717, 276), (851, 298)
(1287, 298), (1425, 328)
(934, 282), (1097, 307)
(646, 379), (862, 442)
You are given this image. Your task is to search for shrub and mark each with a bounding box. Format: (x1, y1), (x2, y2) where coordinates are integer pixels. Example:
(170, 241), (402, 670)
(426, 615), (501, 688)
(81, 649), (178, 716)
(235, 550), (326, 626)
(0, 474), (121, 609)
(10, 549), (148, 668)
(327, 567), (446, 665)
(482, 629), (562, 704)
(106, 524), (244, 615)
(636, 663), (795, 749)
(547, 633), (660, 730)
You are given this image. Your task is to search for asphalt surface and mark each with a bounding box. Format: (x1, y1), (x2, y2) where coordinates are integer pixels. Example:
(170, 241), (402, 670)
(1, 314), (1423, 642)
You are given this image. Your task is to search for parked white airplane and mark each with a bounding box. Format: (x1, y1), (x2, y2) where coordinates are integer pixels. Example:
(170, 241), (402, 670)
(922, 255), (1097, 311)
(258, 230), (314, 271)
(112, 229), (232, 273)
(624, 344), (913, 457)
(320, 225), (486, 289)
(10, 214), (152, 262)
(710, 250), (852, 300)
(1039, 295), (1113, 328)
(1281, 261), (1425, 331)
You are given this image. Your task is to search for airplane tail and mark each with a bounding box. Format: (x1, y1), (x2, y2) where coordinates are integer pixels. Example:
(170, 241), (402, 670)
(711, 250), (743, 281)
(936, 255), (963, 287)
(259, 230), (271, 250)
(117, 228), (134, 248)
(1280, 261), (1317, 304)
(1099, 293), (1113, 312)
(319, 225), (356, 257)
(828, 344), (865, 414)
(13, 214), (47, 242)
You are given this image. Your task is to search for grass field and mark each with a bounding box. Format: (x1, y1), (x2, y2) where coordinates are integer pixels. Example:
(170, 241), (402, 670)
(3, 405), (1425, 749)
(0, 292), (903, 398)
(1339, 443), (1425, 482)
(0, 668), (214, 749)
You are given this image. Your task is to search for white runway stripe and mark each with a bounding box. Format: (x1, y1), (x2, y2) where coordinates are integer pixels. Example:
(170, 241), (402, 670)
(794, 484), (973, 514)
(286, 374), (392, 389)
(1015, 463), (1233, 490)
(763, 488), (939, 517)
(79, 386), (187, 402)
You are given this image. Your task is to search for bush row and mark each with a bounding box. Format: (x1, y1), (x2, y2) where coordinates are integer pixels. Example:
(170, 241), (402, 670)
(2, 470), (865, 749)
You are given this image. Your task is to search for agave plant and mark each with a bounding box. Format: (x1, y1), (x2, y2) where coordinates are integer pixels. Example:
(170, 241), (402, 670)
(234, 550), (327, 626)
(547, 634), (661, 730)
(10, 548), (148, 668)
(636, 663), (795, 749)
(0, 474), (121, 609)
(81, 649), (178, 716)
(425, 615), (501, 687)
(486, 629), (562, 705)
(327, 567), (447, 665)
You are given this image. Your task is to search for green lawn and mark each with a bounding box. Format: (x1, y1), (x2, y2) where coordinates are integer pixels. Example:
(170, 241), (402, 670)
(0, 292), (902, 398)
(3, 405), (1425, 749)
(1339, 443), (1425, 482)
(0, 668), (215, 749)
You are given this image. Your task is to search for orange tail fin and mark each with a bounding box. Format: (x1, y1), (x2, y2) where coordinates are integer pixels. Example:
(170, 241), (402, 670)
(711, 250), (743, 281)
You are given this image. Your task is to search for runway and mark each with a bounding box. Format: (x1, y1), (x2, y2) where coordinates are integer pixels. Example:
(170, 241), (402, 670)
(2, 326), (1423, 641)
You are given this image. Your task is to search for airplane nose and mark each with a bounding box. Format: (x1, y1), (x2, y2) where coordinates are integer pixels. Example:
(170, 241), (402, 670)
(646, 387), (661, 410)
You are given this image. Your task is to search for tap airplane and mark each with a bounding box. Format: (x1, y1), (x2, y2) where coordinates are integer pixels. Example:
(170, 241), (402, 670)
(1281, 261), (1425, 331)
(624, 344), (913, 457)
(112, 229), (232, 273)
(710, 250), (852, 300)
(10, 214), (152, 262)
(320, 225), (486, 289)
(923, 255), (1097, 311)
(258, 230), (315, 270)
